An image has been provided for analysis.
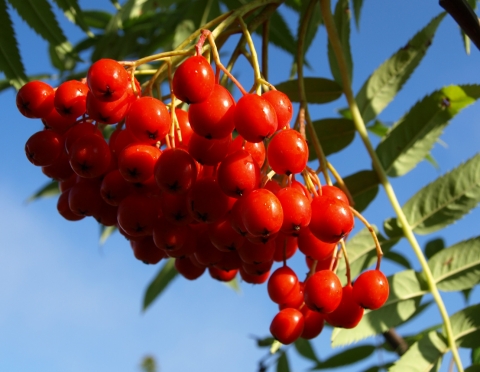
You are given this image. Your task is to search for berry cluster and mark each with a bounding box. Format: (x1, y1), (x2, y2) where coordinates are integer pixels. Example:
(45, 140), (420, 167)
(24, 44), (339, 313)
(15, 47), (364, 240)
(16, 41), (388, 345)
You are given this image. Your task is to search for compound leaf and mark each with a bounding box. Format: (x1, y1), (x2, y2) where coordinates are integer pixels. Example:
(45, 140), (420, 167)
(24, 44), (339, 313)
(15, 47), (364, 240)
(356, 13), (445, 124)
(143, 259), (178, 311)
(51, 0), (94, 37)
(389, 331), (447, 372)
(428, 236), (480, 291)
(328, 0), (352, 85)
(0, 0), (27, 89)
(276, 77), (342, 104)
(340, 170), (380, 212)
(402, 152), (480, 234)
(376, 85), (480, 177)
(449, 303), (480, 348)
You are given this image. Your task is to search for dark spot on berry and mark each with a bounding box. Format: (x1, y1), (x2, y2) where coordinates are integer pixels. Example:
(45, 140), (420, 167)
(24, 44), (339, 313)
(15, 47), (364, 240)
(147, 130), (158, 139)
(167, 181), (181, 192)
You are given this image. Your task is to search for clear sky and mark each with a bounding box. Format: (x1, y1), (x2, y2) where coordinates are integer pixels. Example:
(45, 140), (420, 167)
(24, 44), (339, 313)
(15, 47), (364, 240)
(0, 1), (479, 372)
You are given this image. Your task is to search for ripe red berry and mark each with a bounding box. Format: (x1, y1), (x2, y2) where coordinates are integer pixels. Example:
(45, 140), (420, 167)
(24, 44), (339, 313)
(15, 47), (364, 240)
(175, 256), (206, 280)
(300, 306), (325, 339)
(87, 58), (129, 102)
(25, 130), (63, 166)
(298, 226), (337, 261)
(324, 283), (364, 328)
(353, 270), (389, 310)
(304, 270), (342, 314)
(172, 56), (215, 104)
(16, 81), (54, 118)
(241, 189), (283, 239)
(276, 187), (312, 236)
(262, 90), (293, 130)
(228, 135), (266, 169)
(54, 80), (89, 120)
(188, 132), (231, 165)
(125, 96), (170, 143)
(131, 236), (167, 265)
(267, 129), (309, 175)
(309, 196), (354, 244)
(270, 308), (304, 345)
(322, 185), (350, 205)
(68, 134), (112, 178)
(154, 148), (197, 194)
(217, 149), (260, 198)
(234, 94), (277, 143)
(267, 266), (300, 305)
(118, 143), (161, 183)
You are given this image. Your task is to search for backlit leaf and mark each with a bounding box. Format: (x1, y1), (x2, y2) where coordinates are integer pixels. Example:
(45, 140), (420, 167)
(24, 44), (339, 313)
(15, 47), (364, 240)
(328, 0), (352, 86)
(26, 180), (59, 203)
(402, 152), (480, 234)
(51, 0), (94, 37)
(356, 13), (445, 125)
(340, 170), (380, 212)
(82, 10), (112, 29)
(143, 259), (178, 311)
(99, 225), (116, 245)
(275, 78), (342, 104)
(376, 85), (480, 177)
(276, 351), (290, 372)
(389, 331), (447, 372)
(331, 270), (428, 346)
(472, 346), (480, 365)
(0, 0), (27, 89)
(428, 236), (480, 291)
(367, 120), (389, 138)
(449, 303), (480, 348)
(312, 345), (375, 370)
(223, 277), (241, 293)
(307, 118), (355, 160)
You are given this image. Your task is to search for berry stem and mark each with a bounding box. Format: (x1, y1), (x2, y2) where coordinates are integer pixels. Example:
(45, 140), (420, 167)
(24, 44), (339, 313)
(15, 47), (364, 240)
(295, 2), (331, 185)
(262, 19), (270, 81)
(319, 0), (463, 369)
(339, 239), (351, 285)
(237, 17), (262, 94)
(326, 162), (354, 206)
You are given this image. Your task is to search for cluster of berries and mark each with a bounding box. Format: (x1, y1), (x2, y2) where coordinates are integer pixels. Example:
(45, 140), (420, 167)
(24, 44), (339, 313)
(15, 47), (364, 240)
(16, 54), (388, 345)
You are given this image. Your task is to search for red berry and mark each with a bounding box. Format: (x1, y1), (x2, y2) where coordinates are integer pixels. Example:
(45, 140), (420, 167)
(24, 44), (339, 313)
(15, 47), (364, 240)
(353, 270), (389, 310)
(298, 226), (337, 261)
(16, 81), (54, 118)
(54, 80), (89, 120)
(262, 90), (293, 130)
(118, 143), (161, 183)
(175, 256), (206, 280)
(131, 236), (167, 265)
(172, 56), (215, 104)
(87, 58), (129, 102)
(187, 177), (232, 224)
(241, 189), (283, 239)
(270, 308), (304, 345)
(300, 306), (325, 339)
(217, 149), (260, 198)
(68, 134), (112, 178)
(234, 94), (277, 143)
(324, 283), (364, 328)
(267, 266), (300, 305)
(125, 96), (170, 143)
(276, 187), (312, 236)
(304, 270), (342, 314)
(154, 148), (197, 194)
(25, 130), (63, 166)
(267, 129), (308, 175)
(188, 132), (231, 165)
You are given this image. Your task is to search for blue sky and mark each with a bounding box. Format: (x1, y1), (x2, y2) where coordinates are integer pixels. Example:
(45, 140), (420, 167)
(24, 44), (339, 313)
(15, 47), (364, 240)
(1, 1), (479, 372)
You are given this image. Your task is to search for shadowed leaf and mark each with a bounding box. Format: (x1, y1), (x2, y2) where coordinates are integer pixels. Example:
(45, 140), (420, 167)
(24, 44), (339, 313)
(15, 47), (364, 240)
(277, 351), (290, 372)
(340, 170), (380, 212)
(328, 0), (352, 85)
(425, 238), (445, 259)
(449, 303), (480, 348)
(307, 118), (356, 160)
(276, 77), (342, 104)
(51, 0), (94, 37)
(294, 338), (319, 363)
(312, 345), (375, 369)
(26, 180), (59, 203)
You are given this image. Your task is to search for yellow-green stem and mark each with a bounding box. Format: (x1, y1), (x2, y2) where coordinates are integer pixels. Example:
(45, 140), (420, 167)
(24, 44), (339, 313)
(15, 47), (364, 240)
(319, 0), (462, 369)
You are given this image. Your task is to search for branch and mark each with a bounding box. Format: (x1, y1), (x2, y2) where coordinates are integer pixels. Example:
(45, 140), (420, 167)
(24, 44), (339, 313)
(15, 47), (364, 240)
(439, 0), (480, 51)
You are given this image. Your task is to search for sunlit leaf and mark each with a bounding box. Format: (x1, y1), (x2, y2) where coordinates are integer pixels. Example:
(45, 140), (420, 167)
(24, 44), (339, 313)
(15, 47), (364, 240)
(275, 77), (342, 104)
(328, 0), (352, 86)
(425, 238), (445, 260)
(389, 331), (447, 372)
(449, 303), (480, 348)
(143, 259), (178, 311)
(277, 351), (290, 372)
(173, 19), (195, 48)
(307, 118), (355, 160)
(376, 85), (480, 177)
(367, 120), (389, 138)
(0, 0), (27, 89)
(312, 345), (375, 369)
(340, 170), (380, 212)
(294, 338), (319, 363)
(331, 270), (428, 346)
(26, 180), (59, 203)
(428, 236), (480, 291)
(356, 13), (445, 125)
(402, 152), (480, 234)
(223, 277), (241, 293)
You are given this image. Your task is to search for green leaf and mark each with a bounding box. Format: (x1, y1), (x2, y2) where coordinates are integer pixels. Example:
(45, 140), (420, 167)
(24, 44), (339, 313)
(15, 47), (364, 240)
(466, 366), (480, 372)
(337, 226), (399, 285)
(351, 0), (364, 29)
(376, 85), (480, 177)
(26, 180), (59, 203)
(331, 270), (428, 346)
(7, 0), (74, 57)
(51, 0), (94, 37)
(140, 355), (157, 372)
(275, 78), (342, 104)
(472, 346), (480, 365)
(294, 338), (319, 363)
(82, 10), (112, 29)
(428, 236), (480, 291)
(356, 13), (445, 125)
(425, 238), (445, 260)
(389, 331), (447, 372)
(276, 351), (290, 372)
(328, 0), (352, 86)
(383, 251), (412, 269)
(307, 118), (356, 160)
(402, 152), (480, 234)
(312, 345), (375, 370)
(172, 19), (195, 48)
(255, 336), (275, 348)
(367, 120), (389, 138)
(449, 303), (480, 348)
(143, 259), (178, 311)
(340, 170), (380, 212)
(99, 225), (116, 245)
(0, 0), (27, 89)
(297, 0), (322, 58)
